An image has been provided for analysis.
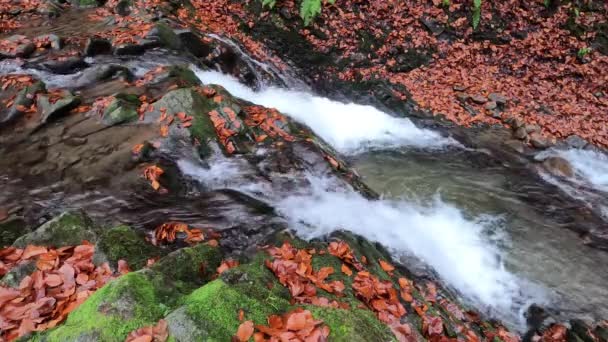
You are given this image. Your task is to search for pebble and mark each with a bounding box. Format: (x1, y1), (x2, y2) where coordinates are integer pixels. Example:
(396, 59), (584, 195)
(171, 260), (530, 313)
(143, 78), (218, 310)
(488, 93), (508, 105)
(471, 94), (487, 104)
(485, 101), (497, 110)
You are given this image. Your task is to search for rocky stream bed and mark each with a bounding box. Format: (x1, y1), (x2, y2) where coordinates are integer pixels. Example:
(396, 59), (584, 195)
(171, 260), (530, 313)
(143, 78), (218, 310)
(1, 1), (608, 342)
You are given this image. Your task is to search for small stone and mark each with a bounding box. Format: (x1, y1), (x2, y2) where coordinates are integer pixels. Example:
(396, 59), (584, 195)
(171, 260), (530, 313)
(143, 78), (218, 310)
(35, 34), (63, 50)
(594, 92), (604, 98)
(504, 140), (525, 154)
(488, 93), (508, 105)
(485, 101), (497, 110)
(529, 132), (551, 149)
(455, 92), (470, 102)
(514, 127), (527, 140)
(84, 37), (113, 56)
(453, 85), (467, 92)
(542, 156), (574, 178)
(512, 118), (525, 129)
(525, 124), (540, 133)
(565, 135), (587, 149)
(470, 94), (487, 104)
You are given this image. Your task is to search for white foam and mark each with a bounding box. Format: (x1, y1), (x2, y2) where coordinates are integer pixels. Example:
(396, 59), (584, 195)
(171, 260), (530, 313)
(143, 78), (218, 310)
(193, 69), (455, 153)
(278, 176), (543, 327)
(553, 149), (608, 192)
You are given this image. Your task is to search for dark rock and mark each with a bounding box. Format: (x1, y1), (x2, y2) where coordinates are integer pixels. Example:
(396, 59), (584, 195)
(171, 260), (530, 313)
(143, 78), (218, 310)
(453, 85), (467, 92)
(38, 92), (81, 124)
(542, 156), (574, 178)
(38, 0), (63, 17)
(456, 92), (470, 102)
(115, 0), (131, 16)
(514, 127), (528, 140)
(569, 320), (596, 342)
(174, 29), (212, 58)
(504, 139), (525, 154)
(565, 135), (588, 149)
(114, 43), (147, 56)
(74, 64), (132, 88)
(279, 6), (292, 20)
(35, 34), (63, 50)
(84, 37), (113, 56)
(36, 57), (89, 74)
(470, 94), (487, 104)
(485, 101), (497, 110)
(529, 132), (552, 149)
(488, 92), (508, 105)
(69, 0), (101, 8)
(0, 81), (45, 125)
(0, 35), (35, 58)
(147, 22), (183, 51)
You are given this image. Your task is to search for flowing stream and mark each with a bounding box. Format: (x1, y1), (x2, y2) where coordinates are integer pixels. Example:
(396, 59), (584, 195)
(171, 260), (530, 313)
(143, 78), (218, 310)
(187, 67), (608, 331)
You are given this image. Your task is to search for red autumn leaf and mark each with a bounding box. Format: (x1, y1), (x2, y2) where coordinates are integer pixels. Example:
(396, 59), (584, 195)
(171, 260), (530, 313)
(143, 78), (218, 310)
(341, 263), (352, 276)
(378, 260), (395, 272)
(235, 320), (254, 341)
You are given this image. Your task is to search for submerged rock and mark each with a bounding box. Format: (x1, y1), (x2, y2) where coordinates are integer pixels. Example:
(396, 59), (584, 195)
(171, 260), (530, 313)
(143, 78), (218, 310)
(542, 156), (575, 178)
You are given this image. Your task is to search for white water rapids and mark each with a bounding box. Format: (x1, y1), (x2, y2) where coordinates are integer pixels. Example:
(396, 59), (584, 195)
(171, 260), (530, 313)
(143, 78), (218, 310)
(183, 68), (556, 329)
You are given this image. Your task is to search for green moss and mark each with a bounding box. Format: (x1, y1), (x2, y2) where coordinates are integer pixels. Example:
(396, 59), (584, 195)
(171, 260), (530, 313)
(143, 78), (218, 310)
(12, 212), (96, 248)
(42, 272), (165, 342)
(149, 244), (222, 306)
(306, 306), (395, 342)
(184, 279), (287, 341)
(167, 66), (201, 87)
(97, 225), (161, 270)
(0, 218), (28, 248)
(103, 94), (140, 125)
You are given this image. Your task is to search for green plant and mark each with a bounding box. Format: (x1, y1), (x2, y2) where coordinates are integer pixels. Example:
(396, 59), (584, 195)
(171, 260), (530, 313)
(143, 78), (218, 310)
(472, 0), (482, 29)
(577, 47), (591, 57)
(442, 0), (451, 7)
(260, 0), (336, 26)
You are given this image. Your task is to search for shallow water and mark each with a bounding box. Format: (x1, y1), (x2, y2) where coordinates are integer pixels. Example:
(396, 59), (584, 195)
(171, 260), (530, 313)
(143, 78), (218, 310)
(352, 149), (608, 324)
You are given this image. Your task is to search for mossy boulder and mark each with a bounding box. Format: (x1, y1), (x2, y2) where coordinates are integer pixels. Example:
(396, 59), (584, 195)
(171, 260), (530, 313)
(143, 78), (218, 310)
(96, 225), (162, 270)
(37, 272), (167, 342)
(0, 218), (29, 248)
(68, 0), (101, 8)
(12, 212), (97, 248)
(102, 94), (140, 125)
(1, 81), (45, 124)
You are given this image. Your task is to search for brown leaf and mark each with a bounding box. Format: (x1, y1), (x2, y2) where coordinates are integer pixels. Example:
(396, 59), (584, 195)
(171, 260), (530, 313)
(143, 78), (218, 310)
(235, 321), (254, 342)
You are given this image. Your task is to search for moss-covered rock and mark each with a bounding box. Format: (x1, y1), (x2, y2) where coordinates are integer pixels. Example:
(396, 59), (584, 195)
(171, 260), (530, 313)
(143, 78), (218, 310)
(38, 271), (167, 342)
(38, 93), (81, 125)
(306, 306), (395, 342)
(69, 0), (101, 8)
(0, 260), (36, 288)
(1, 81), (45, 124)
(149, 243), (222, 306)
(97, 225), (162, 270)
(0, 218), (29, 248)
(102, 94), (140, 125)
(12, 212), (96, 248)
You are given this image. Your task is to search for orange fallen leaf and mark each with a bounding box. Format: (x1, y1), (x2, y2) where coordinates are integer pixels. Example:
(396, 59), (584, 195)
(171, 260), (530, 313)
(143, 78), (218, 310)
(235, 321), (254, 342)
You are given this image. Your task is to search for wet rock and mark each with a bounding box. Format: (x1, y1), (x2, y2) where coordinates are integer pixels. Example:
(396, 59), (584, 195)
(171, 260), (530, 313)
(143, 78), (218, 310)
(470, 94), (487, 104)
(84, 37), (113, 56)
(114, 0), (131, 16)
(0, 81), (45, 125)
(488, 92), (508, 105)
(514, 127), (528, 140)
(565, 134), (588, 149)
(12, 211), (97, 248)
(174, 29), (212, 58)
(0, 35), (35, 58)
(102, 93), (141, 126)
(38, 92), (81, 124)
(113, 43), (147, 56)
(147, 22), (183, 51)
(529, 132), (552, 149)
(21, 148), (47, 165)
(542, 156), (574, 178)
(74, 64), (132, 88)
(35, 56), (89, 74)
(504, 139), (525, 154)
(35, 33), (63, 50)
